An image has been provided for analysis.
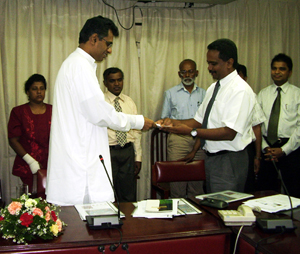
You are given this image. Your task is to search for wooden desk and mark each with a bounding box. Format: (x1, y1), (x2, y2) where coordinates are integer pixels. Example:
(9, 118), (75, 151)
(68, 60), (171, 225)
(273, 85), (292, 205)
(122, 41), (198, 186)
(0, 202), (231, 254)
(190, 191), (300, 254)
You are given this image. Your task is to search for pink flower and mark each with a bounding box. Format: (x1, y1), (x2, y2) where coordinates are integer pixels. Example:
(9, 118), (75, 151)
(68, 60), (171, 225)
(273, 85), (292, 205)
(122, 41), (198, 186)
(7, 202), (22, 215)
(20, 213), (33, 227)
(45, 206), (50, 211)
(56, 219), (62, 232)
(45, 211), (51, 222)
(32, 208), (43, 217)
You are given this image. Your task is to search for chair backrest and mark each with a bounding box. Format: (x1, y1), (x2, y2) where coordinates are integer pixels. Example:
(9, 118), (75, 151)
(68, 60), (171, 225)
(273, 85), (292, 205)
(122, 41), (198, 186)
(150, 128), (169, 166)
(152, 160), (205, 185)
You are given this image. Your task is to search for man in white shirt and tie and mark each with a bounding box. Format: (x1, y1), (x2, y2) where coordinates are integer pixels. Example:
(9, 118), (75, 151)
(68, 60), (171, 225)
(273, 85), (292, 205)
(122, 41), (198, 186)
(157, 39), (256, 193)
(257, 53), (300, 198)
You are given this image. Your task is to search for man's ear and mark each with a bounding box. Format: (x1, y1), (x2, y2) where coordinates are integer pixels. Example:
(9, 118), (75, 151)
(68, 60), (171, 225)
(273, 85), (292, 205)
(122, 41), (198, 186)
(227, 58), (234, 69)
(90, 33), (98, 44)
(195, 70), (199, 77)
(103, 80), (107, 88)
(178, 71), (182, 79)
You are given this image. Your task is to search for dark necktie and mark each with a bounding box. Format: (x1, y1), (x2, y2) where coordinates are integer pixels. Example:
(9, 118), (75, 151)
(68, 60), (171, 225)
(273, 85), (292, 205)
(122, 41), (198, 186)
(200, 81), (220, 148)
(267, 87), (282, 145)
(114, 97), (127, 147)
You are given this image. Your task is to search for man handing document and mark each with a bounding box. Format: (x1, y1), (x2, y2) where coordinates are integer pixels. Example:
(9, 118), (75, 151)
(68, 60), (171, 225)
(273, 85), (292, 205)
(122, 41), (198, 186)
(157, 39), (255, 193)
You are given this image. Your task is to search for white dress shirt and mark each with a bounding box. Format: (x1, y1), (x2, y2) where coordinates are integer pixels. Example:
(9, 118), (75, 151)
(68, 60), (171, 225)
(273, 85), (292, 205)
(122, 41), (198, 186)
(194, 70), (256, 153)
(257, 82), (300, 155)
(47, 48), (144, 205)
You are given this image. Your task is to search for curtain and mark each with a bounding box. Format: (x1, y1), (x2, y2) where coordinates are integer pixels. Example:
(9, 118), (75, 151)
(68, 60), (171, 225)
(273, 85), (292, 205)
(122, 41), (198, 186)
(1, 0), (299, 204)
(139, 0), (300, 200)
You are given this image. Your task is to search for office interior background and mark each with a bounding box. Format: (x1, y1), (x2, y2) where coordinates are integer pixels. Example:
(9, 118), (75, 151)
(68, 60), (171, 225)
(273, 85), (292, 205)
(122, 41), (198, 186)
(0, 0), (299, 204)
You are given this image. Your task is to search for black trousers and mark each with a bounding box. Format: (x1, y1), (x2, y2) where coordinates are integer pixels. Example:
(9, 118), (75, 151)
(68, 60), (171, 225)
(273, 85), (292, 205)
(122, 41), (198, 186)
(256, 141), (300, 198)
(109, 143), (136, 202)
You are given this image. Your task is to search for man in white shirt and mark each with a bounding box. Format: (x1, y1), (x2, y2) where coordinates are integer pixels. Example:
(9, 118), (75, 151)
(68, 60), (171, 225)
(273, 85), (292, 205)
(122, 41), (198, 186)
(47, 16), (154, 206)
(104, 67), (142, 202)
(158, 39), (256, 193)
(257, 53), (300, 198)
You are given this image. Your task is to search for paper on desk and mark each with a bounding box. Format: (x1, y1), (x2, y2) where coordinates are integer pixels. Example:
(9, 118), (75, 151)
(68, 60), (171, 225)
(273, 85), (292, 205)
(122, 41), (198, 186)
(132, 198), (201, 218)
(132, 199), (179, 218)
(243, 194), (300, 213)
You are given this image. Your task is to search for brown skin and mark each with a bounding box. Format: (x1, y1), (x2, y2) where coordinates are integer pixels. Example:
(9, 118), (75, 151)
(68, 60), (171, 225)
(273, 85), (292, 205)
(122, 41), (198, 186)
(157, 50), (237, 142)
(264, 61), (293, 162)
(9, 81), (47, 170)
(104, 72), (142, 175)
(178, 60), (198, 93)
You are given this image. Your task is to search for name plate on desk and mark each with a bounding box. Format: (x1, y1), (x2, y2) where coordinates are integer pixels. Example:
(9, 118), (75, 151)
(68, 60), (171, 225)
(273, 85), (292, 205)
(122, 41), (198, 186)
(86, 214), (123, 229)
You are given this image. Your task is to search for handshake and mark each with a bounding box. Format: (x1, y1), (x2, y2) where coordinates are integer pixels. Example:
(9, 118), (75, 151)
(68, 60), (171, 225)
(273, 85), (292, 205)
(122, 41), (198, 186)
(143, 117), (193, 136)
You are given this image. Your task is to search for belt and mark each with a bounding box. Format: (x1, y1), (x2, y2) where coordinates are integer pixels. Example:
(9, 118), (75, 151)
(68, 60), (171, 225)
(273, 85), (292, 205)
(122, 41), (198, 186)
(263, 136), (289, 148)
(110, 142), (132, 150)
(206, 150), (231, 156)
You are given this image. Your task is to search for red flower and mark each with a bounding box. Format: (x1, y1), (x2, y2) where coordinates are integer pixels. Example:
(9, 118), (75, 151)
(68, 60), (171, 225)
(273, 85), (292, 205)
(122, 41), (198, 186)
(0, 216), (4, 221)
(51, 211), (57, 221)
(20, 213), (33, 227)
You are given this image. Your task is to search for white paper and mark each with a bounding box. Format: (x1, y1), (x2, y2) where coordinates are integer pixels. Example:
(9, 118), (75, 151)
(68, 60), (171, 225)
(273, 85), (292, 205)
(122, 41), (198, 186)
(243, 194), (300, 213)
(196, 190), (254, 203)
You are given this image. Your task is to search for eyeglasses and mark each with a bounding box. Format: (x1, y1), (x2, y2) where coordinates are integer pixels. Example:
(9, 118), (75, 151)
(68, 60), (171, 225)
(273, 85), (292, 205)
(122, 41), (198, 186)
(101, 38), (113, 49)
(179, 69), (196, 76)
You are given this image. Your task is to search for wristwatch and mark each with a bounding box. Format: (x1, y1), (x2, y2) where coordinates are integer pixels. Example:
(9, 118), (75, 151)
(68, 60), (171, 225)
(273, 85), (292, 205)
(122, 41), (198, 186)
(190, 128), (197, 138)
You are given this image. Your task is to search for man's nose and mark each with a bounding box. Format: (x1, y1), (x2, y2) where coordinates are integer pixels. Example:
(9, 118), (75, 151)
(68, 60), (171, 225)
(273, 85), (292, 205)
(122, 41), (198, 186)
(107, 48), (112, 54)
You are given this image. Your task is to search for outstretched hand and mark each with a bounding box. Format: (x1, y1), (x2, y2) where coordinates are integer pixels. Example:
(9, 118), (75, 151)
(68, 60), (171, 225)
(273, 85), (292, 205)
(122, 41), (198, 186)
(142, 117), (156, 131)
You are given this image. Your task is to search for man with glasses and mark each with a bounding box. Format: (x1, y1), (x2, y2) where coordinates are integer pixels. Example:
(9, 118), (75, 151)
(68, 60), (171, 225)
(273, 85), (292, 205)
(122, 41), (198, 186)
(47, 16), (154, 206)
(161, 59), (206, 198)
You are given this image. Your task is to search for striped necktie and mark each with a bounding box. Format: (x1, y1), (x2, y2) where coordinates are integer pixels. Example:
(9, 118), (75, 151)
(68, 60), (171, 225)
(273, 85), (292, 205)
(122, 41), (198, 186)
(114, 97), (127, 147)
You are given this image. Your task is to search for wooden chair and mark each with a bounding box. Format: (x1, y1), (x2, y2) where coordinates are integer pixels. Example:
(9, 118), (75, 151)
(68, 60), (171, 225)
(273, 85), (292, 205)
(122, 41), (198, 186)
(150, 129), (169, 198)
(151, 160), (205, 199)
(37, 169), (47, 200)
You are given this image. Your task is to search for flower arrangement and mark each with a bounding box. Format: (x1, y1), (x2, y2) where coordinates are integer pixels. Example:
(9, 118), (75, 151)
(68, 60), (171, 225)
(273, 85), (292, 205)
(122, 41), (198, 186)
(0, 194), (66, 244)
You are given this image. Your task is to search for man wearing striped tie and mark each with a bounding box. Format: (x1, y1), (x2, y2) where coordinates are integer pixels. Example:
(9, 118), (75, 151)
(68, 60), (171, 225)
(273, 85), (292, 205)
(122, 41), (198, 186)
(104, 67), (142, 202)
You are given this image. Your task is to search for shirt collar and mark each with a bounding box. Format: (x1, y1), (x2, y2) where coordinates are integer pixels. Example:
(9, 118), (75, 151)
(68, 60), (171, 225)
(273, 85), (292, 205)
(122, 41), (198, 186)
(75, 47), (97, 68)
(178, 82), (198, 92)
(217, 70), (238, 87)
(106, 90), (124, 103)
(271, 81), (290, 94)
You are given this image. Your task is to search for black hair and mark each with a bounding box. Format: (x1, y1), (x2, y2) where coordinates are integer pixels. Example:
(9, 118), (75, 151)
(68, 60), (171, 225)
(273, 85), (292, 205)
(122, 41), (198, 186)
(103, 67), (124, 81)
(207, 38), (238, 69)
(236, 64), (247, 78)
(179, 59), (197, 70)
(271, 53), (293, 71)
(79, 15), (119, 44)
(24, 74), (47, 93)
